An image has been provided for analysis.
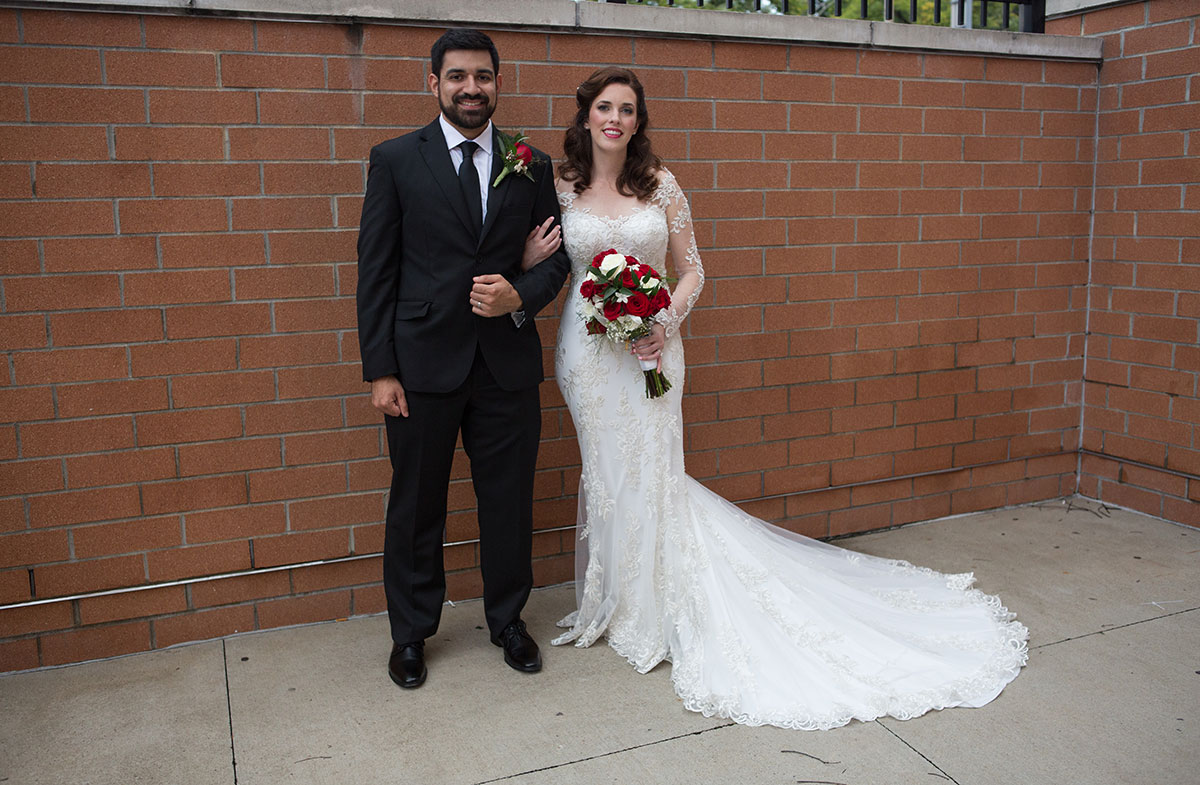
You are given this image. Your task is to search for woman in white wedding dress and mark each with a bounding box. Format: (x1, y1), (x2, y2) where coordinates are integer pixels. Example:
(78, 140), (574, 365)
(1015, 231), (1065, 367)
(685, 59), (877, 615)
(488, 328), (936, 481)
(523, 67), (1027, 730)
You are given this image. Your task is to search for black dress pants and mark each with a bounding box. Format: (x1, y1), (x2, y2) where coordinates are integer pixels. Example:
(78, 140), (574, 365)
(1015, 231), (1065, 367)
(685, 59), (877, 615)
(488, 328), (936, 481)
(381, 347), (540, 645)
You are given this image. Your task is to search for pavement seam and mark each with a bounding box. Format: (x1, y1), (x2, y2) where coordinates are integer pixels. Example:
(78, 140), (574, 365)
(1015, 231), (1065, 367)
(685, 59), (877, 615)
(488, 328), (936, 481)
(875, 720), (962, 785)
(469, 721), (737, 783)
(222, 640), (240, 784)
(1031, 605), (1198, 650)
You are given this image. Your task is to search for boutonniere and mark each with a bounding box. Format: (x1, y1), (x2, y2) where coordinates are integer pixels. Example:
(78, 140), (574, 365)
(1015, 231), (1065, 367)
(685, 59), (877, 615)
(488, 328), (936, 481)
(493, 131), (536, 187)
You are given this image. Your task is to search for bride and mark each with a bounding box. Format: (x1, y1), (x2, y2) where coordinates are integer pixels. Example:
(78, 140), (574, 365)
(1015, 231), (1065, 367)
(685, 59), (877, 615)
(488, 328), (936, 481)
(522, 66), (1028, 730)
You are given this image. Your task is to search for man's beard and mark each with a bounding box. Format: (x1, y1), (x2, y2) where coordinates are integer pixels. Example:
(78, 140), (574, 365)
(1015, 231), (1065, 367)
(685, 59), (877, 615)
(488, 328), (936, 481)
(440, 92), (495, 130)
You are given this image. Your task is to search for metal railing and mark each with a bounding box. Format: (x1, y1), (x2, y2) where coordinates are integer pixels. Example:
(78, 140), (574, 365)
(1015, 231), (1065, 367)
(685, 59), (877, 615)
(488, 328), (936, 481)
(590, 0), (1047, 33)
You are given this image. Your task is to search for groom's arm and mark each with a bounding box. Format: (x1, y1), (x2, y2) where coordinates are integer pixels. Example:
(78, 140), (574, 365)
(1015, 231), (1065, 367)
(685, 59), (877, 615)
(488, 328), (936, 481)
(356, 145), (403, 383)
(510, 151), (570, 317)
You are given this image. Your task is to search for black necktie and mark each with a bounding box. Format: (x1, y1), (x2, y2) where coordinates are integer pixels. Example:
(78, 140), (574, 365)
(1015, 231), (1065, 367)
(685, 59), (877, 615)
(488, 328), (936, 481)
(458, 140), (483, 230)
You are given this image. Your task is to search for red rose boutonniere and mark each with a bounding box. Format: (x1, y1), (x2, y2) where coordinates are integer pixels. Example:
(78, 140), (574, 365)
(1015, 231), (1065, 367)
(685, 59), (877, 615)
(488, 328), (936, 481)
(493, 131), (536, 187)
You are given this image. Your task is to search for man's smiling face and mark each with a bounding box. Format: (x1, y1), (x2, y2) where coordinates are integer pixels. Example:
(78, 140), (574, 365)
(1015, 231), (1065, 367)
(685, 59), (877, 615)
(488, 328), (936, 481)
(430, 48), (500, 138)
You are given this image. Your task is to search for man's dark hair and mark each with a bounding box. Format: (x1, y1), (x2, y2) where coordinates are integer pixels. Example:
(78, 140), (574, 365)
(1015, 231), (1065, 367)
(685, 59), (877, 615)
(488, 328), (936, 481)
(430, 28), (500, 78)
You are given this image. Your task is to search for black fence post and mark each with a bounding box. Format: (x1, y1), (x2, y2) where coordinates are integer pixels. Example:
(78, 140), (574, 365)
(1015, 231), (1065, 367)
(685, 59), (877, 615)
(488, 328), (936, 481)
(1020, 0), (1046, 33)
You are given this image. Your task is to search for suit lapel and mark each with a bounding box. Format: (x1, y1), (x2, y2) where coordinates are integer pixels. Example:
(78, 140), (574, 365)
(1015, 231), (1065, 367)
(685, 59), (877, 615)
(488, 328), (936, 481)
(417, 119), (477, 238)
(478, 126), (513, 248)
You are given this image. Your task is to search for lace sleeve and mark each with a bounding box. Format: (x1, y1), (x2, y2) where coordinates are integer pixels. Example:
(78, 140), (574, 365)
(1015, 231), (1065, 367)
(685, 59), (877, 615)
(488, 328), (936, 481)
(652, 169), (704, 339)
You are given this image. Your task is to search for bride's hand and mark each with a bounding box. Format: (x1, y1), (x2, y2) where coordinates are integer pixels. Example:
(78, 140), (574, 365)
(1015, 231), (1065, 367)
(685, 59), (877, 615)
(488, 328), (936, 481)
(521, 217), (562, 272)
(632, 323), (666, 369)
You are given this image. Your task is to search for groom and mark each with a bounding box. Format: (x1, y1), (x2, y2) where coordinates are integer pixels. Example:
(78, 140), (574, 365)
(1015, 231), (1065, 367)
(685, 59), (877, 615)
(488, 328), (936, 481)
(356, 28), (570, 689)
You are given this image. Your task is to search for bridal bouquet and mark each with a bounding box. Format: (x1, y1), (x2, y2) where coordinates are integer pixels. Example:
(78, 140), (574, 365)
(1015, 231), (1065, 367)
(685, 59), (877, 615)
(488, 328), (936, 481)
(579, 248), (673, 398)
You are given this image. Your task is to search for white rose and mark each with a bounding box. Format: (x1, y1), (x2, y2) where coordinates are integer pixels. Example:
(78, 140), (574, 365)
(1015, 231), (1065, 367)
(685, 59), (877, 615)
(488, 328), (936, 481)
(598, 252), (626, 276)
(580, 300), (599, 320)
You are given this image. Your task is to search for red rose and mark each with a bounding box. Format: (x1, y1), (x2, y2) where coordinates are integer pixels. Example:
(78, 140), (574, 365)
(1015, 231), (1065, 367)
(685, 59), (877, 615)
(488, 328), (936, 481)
(579, 279), (596, 299)
(620, 269), (637, 289)
(626, 291), (652, 317)
(643, 266), (660, 280)
(514, 142), (533, 166)
(603, 300), (625, 321)
(652, 288), (671, 312)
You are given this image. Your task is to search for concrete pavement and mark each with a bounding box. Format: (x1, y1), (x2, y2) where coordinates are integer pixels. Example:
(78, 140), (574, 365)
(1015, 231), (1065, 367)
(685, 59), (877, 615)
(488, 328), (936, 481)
(1, 496), (1196, 784)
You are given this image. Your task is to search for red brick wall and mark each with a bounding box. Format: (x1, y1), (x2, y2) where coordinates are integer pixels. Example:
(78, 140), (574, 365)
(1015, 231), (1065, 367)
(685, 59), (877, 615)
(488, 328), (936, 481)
(1048, 1), (1199, 526)
(1, 7), (1102, 670)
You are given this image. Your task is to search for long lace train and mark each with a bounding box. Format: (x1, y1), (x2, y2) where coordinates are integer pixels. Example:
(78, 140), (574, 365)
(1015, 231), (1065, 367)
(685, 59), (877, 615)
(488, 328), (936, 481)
(550, 169), (1027, 730)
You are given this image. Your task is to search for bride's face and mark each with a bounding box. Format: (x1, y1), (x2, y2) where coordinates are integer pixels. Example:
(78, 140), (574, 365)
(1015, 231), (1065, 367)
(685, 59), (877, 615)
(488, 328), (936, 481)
(584, 83), (639, 156)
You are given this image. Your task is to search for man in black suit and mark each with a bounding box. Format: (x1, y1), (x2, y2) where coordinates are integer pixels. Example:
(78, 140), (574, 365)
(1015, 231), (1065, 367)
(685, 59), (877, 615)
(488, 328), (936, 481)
(356, 28), (570, 689)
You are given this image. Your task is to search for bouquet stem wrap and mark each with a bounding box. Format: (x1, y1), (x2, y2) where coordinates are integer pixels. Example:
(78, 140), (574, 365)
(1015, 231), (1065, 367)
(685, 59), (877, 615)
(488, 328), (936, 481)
(636, 355), (672, 399)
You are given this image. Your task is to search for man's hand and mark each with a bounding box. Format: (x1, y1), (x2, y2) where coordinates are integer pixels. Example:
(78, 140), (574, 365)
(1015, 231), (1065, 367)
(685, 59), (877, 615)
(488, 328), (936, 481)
(371, 375), (408, 418)
(470, 274), (523, 317)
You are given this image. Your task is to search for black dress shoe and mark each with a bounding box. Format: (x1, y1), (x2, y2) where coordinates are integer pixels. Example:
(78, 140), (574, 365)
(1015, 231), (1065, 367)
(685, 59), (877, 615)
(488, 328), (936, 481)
(388, 641), (427, 689)
(491, 620), (542, 673)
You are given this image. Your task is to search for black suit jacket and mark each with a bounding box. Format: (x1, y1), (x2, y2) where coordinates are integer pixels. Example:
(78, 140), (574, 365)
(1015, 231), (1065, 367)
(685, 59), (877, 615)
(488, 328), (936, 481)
(356, 119), (570, 393)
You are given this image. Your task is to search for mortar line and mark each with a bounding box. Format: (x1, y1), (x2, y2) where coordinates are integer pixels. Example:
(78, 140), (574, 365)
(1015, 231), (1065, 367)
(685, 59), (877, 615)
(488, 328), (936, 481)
(471, 721), (736, 784)
(1076, 54), (1102, 494)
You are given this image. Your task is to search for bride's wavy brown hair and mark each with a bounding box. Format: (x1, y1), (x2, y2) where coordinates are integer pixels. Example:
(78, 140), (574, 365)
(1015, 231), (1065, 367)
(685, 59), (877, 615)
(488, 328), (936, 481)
(559, 67), (661, 200)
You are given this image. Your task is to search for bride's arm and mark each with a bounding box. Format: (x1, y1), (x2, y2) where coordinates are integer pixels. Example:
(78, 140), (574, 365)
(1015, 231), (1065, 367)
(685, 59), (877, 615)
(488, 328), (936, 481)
(521, 178), (571, 272)
(522, 216), (562, 272)
(654, 170), (705, 339)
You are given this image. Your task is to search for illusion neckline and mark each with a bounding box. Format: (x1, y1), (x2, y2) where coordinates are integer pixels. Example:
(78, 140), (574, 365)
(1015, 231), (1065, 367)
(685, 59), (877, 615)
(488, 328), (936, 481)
(560, 201), (662, 224)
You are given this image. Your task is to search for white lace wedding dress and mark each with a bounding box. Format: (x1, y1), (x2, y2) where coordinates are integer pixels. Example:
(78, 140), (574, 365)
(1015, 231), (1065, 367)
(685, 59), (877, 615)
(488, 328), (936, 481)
(550, 170), (1028, 730)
